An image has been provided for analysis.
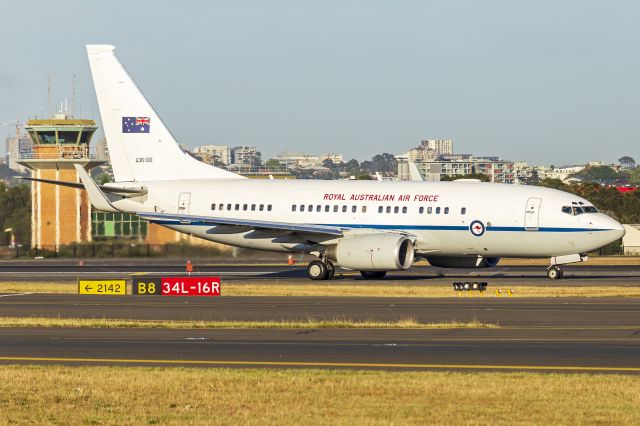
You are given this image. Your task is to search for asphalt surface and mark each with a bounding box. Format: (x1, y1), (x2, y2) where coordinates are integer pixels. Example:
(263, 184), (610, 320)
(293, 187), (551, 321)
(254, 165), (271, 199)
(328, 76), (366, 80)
(2, 293), (640, 372)
(1, 259), (640, 286)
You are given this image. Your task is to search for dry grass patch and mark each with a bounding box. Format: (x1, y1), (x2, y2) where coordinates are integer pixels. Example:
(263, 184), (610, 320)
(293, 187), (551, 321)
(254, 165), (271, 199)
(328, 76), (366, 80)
(2, 281), (640, 298)
(0, 365), (639, 425)
(0, 281), (76, 293)
(224, 284), (640, 298)
(0, 316), (495, 330)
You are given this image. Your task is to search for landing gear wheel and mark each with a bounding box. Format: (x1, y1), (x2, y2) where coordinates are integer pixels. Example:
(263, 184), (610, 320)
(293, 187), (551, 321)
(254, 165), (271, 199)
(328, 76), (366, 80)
(547, 265), (563, 280)
(307, 260), (328, 281)
(360, 271), (387, 280)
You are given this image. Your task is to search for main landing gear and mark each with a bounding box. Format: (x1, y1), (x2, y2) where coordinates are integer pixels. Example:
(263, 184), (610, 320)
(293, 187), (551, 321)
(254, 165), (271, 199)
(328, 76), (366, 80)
(307, 259), (335, 281)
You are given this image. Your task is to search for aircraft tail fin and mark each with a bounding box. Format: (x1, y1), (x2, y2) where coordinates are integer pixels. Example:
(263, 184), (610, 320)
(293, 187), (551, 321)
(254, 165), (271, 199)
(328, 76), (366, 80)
(86, 45), (244, 182)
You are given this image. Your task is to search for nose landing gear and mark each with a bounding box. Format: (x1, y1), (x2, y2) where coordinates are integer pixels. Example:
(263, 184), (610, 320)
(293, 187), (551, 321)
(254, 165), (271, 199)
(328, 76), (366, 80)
(546, 253), (588, 280)
(546, 265), (563, 280)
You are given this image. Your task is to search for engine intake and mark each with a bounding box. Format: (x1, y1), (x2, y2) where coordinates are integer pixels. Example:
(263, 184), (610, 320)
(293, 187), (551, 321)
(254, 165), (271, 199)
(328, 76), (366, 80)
(325, 234), (414, 271)
(426, 256), (500, 268)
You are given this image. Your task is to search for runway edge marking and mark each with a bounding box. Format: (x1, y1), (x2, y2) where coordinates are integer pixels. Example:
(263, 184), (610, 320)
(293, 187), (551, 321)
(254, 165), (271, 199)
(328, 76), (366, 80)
(0, 356), (639, 372)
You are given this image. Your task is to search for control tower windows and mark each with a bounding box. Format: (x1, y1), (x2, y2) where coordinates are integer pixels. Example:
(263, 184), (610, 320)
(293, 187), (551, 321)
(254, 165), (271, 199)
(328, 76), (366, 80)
(57, 131), (80, 144)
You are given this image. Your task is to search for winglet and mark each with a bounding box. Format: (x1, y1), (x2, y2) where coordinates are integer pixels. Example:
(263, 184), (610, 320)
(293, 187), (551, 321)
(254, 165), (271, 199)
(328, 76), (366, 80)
(74, 164), (119, 212)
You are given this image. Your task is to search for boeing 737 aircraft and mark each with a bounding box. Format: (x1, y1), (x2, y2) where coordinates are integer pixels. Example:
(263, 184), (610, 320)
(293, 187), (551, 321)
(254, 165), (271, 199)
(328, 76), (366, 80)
(30, 45), (626, 281)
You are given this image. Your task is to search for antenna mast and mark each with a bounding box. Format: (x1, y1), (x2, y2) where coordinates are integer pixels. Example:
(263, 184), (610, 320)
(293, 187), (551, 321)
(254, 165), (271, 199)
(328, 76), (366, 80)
(71, 73), (77, 117)
(47, 74), (53, 118)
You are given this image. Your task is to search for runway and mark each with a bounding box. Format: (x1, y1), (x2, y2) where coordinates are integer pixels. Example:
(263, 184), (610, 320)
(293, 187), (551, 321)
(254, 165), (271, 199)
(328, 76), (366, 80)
(1, 258), (640, 286)
(2, 293), (640, 372)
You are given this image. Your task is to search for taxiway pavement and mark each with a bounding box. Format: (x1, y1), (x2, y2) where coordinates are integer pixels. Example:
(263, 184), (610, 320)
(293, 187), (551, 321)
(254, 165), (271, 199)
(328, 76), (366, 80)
(1, 293), (640, 373)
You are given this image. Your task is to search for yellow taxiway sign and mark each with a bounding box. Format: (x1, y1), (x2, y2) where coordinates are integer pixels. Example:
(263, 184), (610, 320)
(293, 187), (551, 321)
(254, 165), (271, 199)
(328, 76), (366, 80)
(78, 279), (126, 295)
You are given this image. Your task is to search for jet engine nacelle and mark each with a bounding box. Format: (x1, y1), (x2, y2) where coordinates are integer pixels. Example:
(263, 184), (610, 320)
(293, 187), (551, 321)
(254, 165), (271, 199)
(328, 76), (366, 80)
(426, 256), (501, 268)
(325, 234), (415, 271)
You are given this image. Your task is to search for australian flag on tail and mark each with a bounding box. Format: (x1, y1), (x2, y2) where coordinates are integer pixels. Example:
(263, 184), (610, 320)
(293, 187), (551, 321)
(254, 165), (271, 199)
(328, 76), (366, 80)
(122, 117), (150, 133)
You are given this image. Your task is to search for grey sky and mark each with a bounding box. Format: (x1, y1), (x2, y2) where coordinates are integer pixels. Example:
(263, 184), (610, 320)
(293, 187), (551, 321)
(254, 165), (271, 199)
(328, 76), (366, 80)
(1, 0), (638, 165)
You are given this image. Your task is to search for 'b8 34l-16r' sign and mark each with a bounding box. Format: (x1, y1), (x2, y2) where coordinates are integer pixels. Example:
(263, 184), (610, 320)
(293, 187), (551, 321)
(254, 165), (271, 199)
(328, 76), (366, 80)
(132, 276), (221, 296)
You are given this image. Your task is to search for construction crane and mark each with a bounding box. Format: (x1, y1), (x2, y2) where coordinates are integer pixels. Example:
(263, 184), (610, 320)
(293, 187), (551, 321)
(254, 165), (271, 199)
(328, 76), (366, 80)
(0, 120), (24, 138)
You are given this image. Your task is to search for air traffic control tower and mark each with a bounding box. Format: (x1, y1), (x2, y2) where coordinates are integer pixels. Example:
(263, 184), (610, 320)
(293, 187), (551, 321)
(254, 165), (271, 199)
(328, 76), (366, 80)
(18, 113), (105, 249)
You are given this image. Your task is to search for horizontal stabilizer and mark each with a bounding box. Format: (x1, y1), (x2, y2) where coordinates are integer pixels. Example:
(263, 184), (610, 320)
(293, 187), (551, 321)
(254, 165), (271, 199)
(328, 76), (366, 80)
(74, 164), (120, 212)
(20, 176), (146, 196)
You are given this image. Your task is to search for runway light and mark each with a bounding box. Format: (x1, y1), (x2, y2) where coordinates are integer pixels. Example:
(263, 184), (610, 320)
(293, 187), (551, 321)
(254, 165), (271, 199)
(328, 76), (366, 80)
(453, 282), (488, 292)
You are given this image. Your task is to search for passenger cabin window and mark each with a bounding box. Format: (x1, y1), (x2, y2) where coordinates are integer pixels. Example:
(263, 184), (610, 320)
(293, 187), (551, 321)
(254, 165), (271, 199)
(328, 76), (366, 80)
(300, 205), (305, 212)
(394, 206), (399, 214)
(267, 205), (272, 211)
(419, 207), (424, 214)
(227, 203), (232, 210)
(444, 207), (449, 214)
(436, 207), (441, 214)
(402, 206), (407, 214)
(342, 205), (347, 213)
(259, 205), (264, 211)
(317, 205), (322, 212)
(362, 206), (367, 213)
(352, 206), (357, 213)
(251, 204), (256, 211)
(211, 204), (216, 210)
(308, 205), (313, 212)
(461, 207), (466, 215)
(292, 205), (297, 212)
(219, 203), (224, 210)
(386, 206), (391, 213)
(235, 204), (240, 211)
(334, 205), (339, 212)
(427, 207), (433, 214)
(243, 204), (248, 211)
(378, 206), (383, 213)
(325, 205), (330, 212)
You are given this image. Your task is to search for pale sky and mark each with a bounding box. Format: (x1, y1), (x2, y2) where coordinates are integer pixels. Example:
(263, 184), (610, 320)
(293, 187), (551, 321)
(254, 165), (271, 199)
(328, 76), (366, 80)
(1, 0), (638, 165)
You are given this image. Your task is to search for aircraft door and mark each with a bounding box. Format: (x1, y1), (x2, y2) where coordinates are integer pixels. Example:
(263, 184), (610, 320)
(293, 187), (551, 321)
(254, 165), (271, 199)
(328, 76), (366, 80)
(178, 192), (191, 214)
(524, 197), (541, 230)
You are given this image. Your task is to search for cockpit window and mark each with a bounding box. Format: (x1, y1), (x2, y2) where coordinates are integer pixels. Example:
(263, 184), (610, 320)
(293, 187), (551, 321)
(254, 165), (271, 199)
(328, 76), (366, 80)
(562, 204), (598, 215)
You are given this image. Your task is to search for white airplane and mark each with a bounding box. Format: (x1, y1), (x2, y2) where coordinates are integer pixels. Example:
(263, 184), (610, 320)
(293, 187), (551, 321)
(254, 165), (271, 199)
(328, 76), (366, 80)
(33, 45), (626, 281)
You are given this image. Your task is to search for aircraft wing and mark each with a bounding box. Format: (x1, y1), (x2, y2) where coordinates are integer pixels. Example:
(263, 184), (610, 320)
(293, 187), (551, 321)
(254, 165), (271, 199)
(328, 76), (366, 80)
(137, 212), (345, 236)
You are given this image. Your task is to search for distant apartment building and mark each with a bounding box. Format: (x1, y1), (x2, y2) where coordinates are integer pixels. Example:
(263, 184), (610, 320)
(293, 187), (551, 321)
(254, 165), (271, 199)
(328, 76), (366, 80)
(193, 145), (231, 165)
(407, 147), (437, 162)
(95, 137), (110, 163)
(420, 139), (453, 155)
(400, 156), (515, 183)
(537, 165), (585, 182)
(5, 135), (33, 173)
(274, 151), (344, 168)
(406, 139), (454, 162)
(231, 146), (260, 165)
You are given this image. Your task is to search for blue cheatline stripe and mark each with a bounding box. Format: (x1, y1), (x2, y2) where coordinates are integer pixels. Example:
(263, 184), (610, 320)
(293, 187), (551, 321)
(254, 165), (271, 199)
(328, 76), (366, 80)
(149, 220), (612, 233)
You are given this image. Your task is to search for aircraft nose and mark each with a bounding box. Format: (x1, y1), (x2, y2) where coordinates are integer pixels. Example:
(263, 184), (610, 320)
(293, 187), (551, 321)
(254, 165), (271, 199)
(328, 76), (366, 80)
(600, 215), (625, 241)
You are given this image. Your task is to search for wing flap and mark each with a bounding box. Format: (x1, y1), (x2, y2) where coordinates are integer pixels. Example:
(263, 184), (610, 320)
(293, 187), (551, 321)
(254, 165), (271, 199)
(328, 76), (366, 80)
(137, 212), (344, 236)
